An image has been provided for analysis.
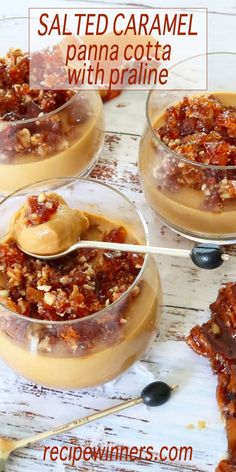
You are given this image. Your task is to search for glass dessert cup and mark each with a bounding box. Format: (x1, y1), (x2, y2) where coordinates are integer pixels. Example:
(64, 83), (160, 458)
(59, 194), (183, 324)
(139, 53), (236, 244)
(0, 18), (104, 194)
(0, 178), (161, 389)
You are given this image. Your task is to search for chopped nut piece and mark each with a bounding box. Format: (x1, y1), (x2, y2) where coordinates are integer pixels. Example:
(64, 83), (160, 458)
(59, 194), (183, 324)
(210, 322), (221, 335)
(31, 133), (42, 146)
(37, 285), (52, 292)
(38, 337), (52, 352)
(84, 267), (95, 276)
(132, 286), (140, 297)
(79, 256), (87, 263)
(37, 193), (46, 203)
(44, 292), (56, 306)
(16, 128), (31, 148)
(83, 284), (94, 290)
(17, 299), (28, 314)
(178, 161), (185, 168)
(59, 275), (70, 285)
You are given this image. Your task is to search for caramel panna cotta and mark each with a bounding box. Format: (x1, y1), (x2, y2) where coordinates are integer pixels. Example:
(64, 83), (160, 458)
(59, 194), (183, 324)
(10, 192), (89, 255)
(0, 49), (104, 193)
(0, 192), (160, 388)
(139, 92), (236, 242)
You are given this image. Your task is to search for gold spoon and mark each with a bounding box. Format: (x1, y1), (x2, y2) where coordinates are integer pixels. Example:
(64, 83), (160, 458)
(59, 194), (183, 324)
(0, 381), (177, 471)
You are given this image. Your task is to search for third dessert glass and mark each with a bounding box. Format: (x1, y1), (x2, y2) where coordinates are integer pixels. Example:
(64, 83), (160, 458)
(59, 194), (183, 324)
(0, 18), (104, 194)
(139, 53), (236, 243)
(0, 178), (161, 389)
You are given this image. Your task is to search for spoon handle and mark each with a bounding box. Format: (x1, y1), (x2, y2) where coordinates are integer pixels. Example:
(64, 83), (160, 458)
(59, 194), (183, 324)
(78, 240), (191, 258)
(14, 398), (143, 450)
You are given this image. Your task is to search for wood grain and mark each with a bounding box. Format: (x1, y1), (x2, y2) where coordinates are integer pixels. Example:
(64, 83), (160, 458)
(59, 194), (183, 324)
(0, 115), (232, 472)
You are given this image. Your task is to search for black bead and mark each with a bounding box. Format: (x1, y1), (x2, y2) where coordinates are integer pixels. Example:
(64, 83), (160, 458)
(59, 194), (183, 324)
(141, 381), (171, 407)
(190, 244), (224, 270)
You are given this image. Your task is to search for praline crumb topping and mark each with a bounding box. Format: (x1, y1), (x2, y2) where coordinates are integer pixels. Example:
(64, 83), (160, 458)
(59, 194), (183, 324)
(0, 48), (90, 160)
(156, 95), (236, 211)
(24, 194), (60, 226)
(0, 48), (74, 121)
(0, 226), (143, 353)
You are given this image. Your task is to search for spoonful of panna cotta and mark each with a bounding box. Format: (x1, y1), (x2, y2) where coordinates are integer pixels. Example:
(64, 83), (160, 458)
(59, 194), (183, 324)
(9, 193), (90, 257)
(8, 192), (230, 269)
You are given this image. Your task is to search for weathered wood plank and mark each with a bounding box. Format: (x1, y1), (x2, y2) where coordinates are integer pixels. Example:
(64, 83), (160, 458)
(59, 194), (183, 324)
(0, 126), (231, 471)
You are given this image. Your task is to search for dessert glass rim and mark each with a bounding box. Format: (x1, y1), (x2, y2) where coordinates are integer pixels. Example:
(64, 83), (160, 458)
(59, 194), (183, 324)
(146, 51), (236, 171)
(0, 15), (83, 127)
(0, 177), (150, 326)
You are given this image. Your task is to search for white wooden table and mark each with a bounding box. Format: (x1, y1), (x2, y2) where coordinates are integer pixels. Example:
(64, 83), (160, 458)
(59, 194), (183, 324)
(1, 1), (236, 471)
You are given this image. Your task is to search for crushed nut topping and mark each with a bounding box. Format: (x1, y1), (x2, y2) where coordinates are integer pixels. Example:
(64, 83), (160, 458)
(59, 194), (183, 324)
(0, 49), (74, 120)
(0, 48), (92, 160)
(0, 226), (143, 354)
(25, 194), (59, 226)
(156, 95), (236, 211)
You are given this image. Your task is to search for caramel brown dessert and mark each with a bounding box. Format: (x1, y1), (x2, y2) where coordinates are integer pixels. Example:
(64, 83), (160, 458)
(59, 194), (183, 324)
(9, 193), (89, 255)
(0, 193), (159, 388)
(187, 283), (236, 471)
(0, 49), (104, 193)
(139, 93), (236, 239)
